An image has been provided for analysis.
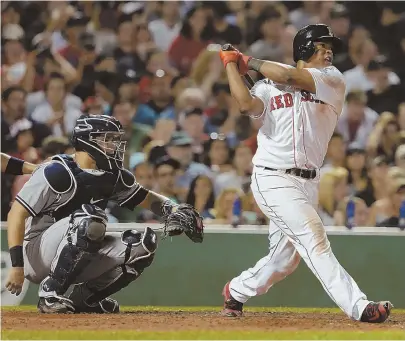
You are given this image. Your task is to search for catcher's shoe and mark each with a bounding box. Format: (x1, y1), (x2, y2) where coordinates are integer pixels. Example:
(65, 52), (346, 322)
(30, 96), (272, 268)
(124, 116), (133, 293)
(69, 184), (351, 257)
(221, 282), (243, 317)
(74, 297), (120, 314)
(37, 296), (75, 314)
(360, 301), (393, 323)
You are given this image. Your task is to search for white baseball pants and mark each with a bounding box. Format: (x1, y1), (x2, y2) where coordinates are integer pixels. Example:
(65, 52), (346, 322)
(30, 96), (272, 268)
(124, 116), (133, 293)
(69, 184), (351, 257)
(229, 166), (370, 320)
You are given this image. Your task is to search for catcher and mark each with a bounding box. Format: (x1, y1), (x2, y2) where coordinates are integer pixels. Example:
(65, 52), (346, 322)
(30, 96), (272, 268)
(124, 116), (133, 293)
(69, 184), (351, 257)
(5, 114), (204, 314)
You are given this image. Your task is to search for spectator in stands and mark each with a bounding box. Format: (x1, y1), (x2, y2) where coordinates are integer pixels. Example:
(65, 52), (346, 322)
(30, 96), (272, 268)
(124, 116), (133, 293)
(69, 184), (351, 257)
(247, 7), (284, 62)
(58, 12), (90, 68)
(334, 196), (369, 227)
(148, 1), (181, 52)
(395, 145), (405, 170)
(190, 48), (225, 98)
(136, 71), (174, 126)
(113, 14), (145, 75)
(366, 58), (405, 115)
(205, 1), (243, 47)
(1, 23), (27, 87)
(31, 72), (82, 137)
(357, 156), (390, 207)
(143, 118), (176, 149)
(166, 131), (212, 201)
(132, 160), (154, 190)
(289, 1), (320, 30)
(7, 118), (38, 164)
(94, 71), (117, 115)
(2, 86), (51, 152)
(202, 134), (233, 174)
(337, 90), (379, 149)
(346, 146), (368, 196)
(318, 167), (350, 226)
(153, 156), (181, 203)
(343, 39), (401, 93)
(116, 70), (141, 104)
(179, 107), (209, 160)
(366, 111), (400, 163)
(175, 87), (207, 115)
(329, 4), (351, 47)
(186, 175), (215, 219)
(321, 132), (347, 175)
(168, 5), (215, 74)
(133, 23), (158, 62)
(368, 167), (405, 227)
(399, 103), (405, 130)
(111, 100), (151, 155)
(205, 187), (244, 224)
(214, 143), (253, 196)
(40, 135), (73, 160)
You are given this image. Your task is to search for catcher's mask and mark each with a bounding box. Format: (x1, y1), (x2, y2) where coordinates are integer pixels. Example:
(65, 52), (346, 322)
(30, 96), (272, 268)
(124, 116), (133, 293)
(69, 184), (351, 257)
(71, 114), (126, 171)
(293, 24), (343, 63)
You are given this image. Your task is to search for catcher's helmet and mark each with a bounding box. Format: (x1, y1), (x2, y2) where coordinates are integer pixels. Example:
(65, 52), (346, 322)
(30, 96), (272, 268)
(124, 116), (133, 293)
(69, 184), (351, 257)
(71, 114), (126, 171)
(293, 24), (343, 63)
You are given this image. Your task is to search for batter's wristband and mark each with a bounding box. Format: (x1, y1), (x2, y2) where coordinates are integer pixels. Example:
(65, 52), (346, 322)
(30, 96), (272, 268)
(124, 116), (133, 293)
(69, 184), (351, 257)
(9, 246), (24, 267)
(5, 157), (24, 175)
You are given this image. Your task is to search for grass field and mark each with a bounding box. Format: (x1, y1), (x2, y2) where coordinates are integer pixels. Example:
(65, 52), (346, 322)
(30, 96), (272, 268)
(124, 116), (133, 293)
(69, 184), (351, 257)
(2, 306), (405, 340)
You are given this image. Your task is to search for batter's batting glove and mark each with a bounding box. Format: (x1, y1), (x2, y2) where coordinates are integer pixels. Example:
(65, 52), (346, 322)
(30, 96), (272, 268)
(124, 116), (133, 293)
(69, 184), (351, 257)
(219, 49), (240, 69)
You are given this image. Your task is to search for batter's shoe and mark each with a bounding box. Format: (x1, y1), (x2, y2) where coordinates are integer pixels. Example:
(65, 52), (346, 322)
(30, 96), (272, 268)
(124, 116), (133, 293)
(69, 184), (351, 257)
(37, 296), (75, 314)
(360, 301), (393, 323)
(74, 297), (120, 314)
(221, 282), (243, 317)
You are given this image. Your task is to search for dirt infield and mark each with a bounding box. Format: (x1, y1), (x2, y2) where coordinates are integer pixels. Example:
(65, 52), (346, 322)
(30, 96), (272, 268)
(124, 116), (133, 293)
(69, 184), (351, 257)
(2, 309), (405, 332)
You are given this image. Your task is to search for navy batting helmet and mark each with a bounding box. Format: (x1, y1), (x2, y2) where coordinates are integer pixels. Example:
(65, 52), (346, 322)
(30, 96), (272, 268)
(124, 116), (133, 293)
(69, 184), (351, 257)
(293, 24), (343, 63)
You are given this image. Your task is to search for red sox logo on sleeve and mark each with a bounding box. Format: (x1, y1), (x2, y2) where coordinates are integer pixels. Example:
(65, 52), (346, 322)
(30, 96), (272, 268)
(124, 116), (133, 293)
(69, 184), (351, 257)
(269, 91), (325, 112)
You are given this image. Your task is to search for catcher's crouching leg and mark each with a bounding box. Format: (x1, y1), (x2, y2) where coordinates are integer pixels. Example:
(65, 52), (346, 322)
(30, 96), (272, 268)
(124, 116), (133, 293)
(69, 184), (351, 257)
(68, 227), (157, 313)
(38, 204), (108, 314)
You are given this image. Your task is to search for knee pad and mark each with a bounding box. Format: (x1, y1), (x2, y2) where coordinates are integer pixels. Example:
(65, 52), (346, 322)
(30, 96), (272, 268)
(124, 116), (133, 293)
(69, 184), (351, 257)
(71, 204), (108, 253)
(121, 226), (157, 275)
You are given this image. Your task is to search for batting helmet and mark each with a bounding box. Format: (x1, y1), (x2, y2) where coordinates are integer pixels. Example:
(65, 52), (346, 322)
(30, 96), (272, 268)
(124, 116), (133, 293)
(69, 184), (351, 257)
(293, 24), (343, 63)
(71, 114), (126, 171)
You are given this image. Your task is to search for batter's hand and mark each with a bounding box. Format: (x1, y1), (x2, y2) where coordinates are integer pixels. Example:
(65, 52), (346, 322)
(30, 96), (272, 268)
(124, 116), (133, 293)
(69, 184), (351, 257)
(238, 54), (252, 76)
(5, 267), (24, 296)
(219, 47), (240, 69)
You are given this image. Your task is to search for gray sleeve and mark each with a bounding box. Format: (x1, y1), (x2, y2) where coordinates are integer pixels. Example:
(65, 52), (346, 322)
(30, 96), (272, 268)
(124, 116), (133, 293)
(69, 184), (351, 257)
(15, 166), (59, 216)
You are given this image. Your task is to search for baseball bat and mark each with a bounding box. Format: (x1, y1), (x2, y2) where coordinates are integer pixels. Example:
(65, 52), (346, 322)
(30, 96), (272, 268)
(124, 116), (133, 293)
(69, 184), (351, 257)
(221, 44), (255, 89)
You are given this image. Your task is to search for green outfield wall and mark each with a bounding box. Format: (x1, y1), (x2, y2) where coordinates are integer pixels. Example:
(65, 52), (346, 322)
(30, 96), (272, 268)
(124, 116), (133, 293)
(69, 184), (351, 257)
(1, 224), (404, 308)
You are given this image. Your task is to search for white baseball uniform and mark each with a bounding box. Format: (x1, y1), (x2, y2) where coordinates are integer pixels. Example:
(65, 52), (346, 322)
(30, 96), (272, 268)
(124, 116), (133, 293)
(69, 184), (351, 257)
(229, 65), (371, 320)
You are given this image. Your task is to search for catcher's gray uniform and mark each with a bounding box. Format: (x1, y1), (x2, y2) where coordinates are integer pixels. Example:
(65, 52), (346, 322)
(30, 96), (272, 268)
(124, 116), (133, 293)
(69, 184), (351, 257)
(16, 155), (157, 310)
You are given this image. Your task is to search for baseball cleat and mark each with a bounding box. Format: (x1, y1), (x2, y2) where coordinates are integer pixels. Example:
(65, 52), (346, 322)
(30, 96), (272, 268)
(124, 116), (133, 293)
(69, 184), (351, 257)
(360, 301), (393, 323)
(37, 296), (75, 314)
(221, 282), (243, 317)
(75, 297), (120, 314)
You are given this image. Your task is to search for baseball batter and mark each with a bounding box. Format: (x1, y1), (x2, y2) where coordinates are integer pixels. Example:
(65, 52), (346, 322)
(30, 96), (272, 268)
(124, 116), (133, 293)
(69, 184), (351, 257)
(219, 24), (392, 323)
(5, 115), (203, 314)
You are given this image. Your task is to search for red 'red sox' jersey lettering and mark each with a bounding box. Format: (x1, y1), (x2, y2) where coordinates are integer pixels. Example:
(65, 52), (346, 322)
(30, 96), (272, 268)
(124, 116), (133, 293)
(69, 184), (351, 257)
(270, 92), (325, 112)
(270, 94), (294, 111)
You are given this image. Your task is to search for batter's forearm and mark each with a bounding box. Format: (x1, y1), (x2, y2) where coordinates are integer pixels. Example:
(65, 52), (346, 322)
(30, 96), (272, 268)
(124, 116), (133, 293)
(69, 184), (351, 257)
(225, 63), (254, 113)
(247, 58), (315, 93)
(139, 190), (178, 217)
(248, 58), (295, 84)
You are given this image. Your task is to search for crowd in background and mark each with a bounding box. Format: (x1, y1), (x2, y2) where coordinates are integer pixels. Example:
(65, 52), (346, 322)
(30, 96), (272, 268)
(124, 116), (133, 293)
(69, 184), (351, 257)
(1, 1), (405, 228)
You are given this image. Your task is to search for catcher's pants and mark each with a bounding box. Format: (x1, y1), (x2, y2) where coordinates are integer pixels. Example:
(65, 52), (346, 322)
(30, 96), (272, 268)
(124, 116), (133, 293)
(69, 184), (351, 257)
(229, 166), (370, 320)
(23, 215), (153, 291)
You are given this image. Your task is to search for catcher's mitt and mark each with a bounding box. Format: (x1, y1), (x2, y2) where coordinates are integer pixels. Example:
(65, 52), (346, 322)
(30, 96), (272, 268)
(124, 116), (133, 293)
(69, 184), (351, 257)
(162, 203), (204, 243)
